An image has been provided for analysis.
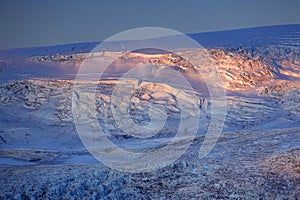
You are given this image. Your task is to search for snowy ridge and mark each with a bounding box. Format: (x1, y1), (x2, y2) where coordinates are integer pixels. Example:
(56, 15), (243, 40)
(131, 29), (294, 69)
(0, 45), (299, 164)
(0, 24), (299, 58)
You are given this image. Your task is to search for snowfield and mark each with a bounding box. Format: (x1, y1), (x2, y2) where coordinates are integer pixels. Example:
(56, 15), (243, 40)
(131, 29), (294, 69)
(1, 128), (300, 199)
(0, 24), (300, 199)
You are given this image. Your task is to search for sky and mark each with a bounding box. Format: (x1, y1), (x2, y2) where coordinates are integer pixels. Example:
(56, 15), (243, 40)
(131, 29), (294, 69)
(0, 0), (300, 50)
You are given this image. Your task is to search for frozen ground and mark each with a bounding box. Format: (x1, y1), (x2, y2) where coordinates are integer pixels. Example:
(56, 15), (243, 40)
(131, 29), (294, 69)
(0, 24), (300, 199)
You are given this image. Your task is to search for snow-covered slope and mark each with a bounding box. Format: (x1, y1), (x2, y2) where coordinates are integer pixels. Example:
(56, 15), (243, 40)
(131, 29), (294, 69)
(0, 24), (300, 199)
(1, 24), (299, 58)
(0, 24), (299, 162)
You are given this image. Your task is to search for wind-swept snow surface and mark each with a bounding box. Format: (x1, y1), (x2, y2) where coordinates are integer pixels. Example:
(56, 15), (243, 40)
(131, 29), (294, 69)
(0, 24), (300, 199)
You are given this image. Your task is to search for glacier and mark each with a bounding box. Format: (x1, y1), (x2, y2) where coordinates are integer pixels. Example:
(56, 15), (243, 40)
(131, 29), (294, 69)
(0, 24), (300, 199)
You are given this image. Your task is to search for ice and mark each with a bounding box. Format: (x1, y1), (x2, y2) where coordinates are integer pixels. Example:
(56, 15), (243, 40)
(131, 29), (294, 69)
(0, 24), (300, 198)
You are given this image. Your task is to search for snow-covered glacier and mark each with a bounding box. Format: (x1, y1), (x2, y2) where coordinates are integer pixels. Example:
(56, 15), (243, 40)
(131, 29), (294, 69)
(0, 24), (300, 199)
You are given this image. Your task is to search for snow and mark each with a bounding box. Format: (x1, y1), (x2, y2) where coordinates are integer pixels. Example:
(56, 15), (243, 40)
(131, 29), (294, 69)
(0, 24), (299, 198)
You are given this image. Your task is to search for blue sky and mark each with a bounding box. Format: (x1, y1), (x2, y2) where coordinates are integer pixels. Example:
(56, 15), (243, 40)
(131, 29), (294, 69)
(0, 0), (299, 49)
